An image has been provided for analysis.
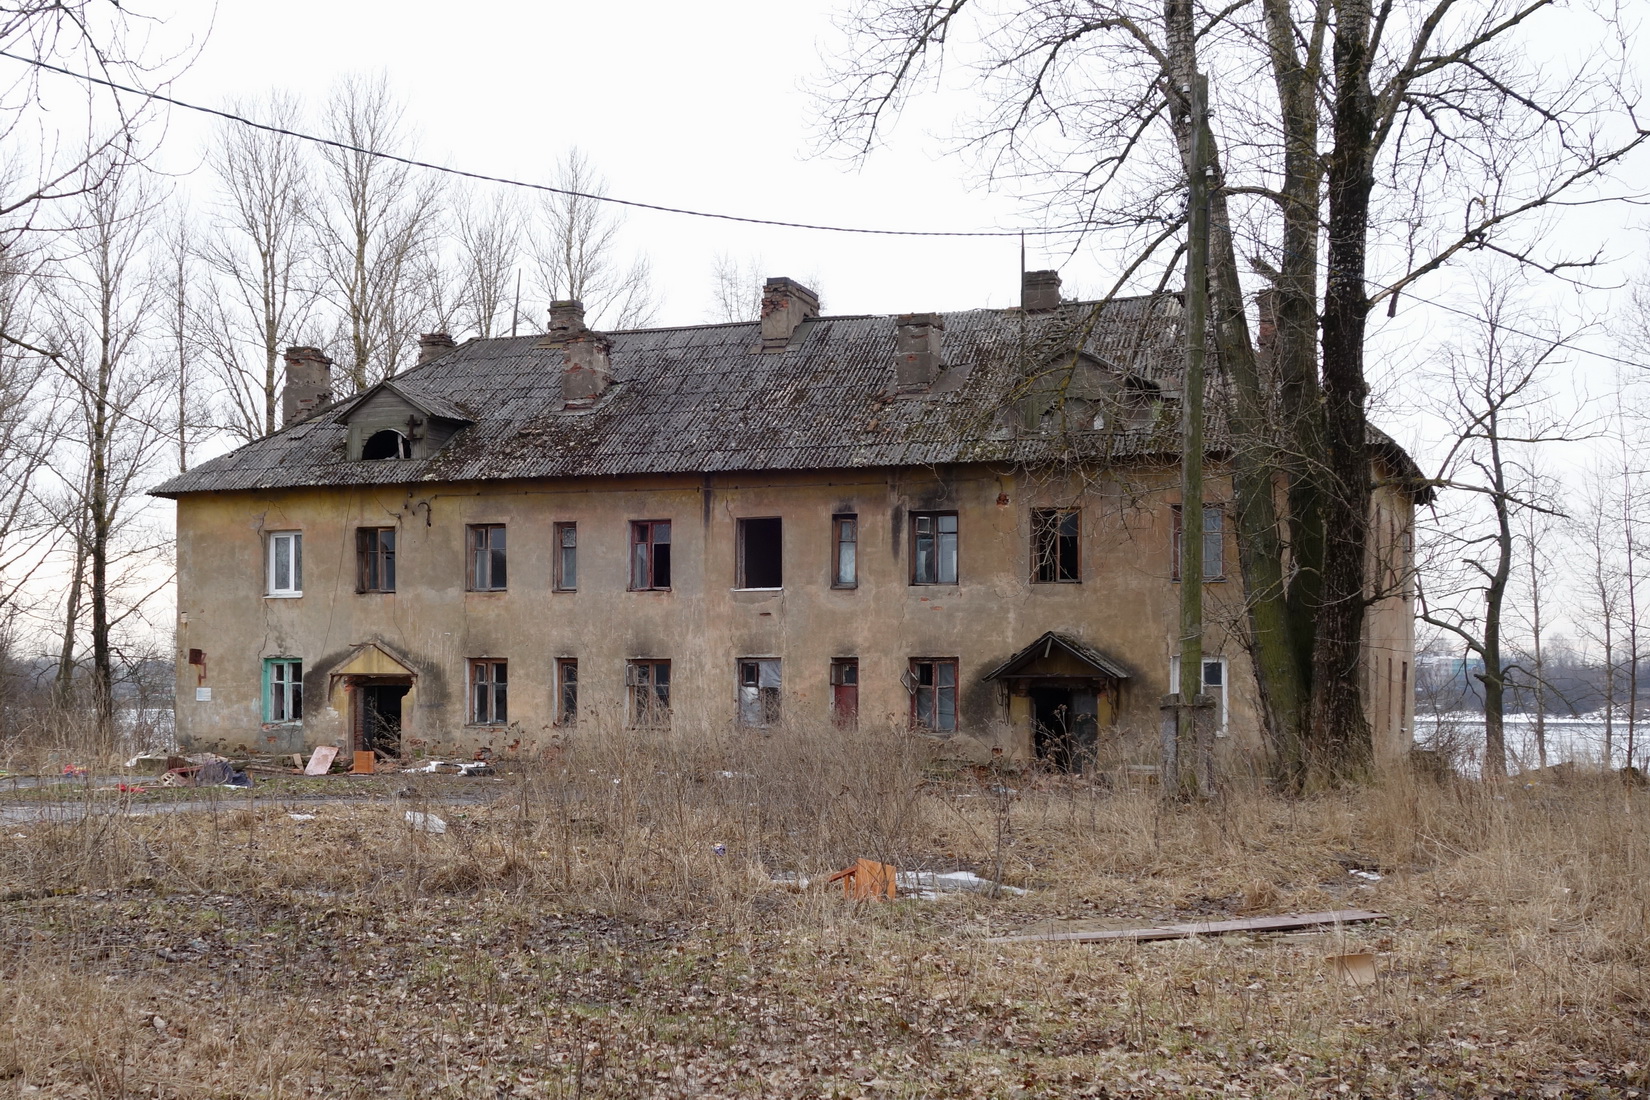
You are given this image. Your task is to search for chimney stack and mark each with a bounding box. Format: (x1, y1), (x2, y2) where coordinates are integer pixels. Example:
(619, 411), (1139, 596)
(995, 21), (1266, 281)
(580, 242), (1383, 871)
(281, 347), (334, 427)
(539, 301), (613, 408)
(1022, 269), (1062, 312)
(1254, 288), (1277, 361)
(417, 332), (455, 365)
(759, 277), (820, 352)
(895, 313), (945, 389)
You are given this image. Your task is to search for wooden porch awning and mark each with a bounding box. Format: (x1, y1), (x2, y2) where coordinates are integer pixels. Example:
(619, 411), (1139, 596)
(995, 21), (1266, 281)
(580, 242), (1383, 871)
(982, 631), (1131, 681)
(329, 640), (418, 680)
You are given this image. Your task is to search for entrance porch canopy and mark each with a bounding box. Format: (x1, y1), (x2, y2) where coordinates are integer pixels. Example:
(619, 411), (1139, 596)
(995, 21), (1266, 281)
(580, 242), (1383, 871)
(982, 632), (1132, 682)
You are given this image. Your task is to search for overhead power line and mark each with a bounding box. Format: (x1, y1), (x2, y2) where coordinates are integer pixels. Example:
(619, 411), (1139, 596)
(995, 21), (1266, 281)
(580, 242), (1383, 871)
(0, 49), (1073, 240)
(1407, 294), (1643, 372)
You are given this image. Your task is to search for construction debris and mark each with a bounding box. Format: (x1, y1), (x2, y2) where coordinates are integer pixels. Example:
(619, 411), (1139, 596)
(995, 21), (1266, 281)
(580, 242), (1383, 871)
(404, 759), (495, 776)
(829, 858), (898, 901)
(989, 909), (1388, 945)
(303, 747), (339, 776)
(897, 870), (1027, 899)
(404, 811), (447, 834)
(1326, 951), (1378, 985)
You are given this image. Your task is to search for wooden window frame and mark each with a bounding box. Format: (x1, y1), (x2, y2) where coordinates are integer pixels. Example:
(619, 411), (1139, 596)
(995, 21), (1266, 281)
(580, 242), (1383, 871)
(1030, 508), (1081, 584)
(629, 521), (672, 591)
(264, 658), (303, 723)
(831, 514), (858, 589)
(469, 659), (508, 725)
(830, 657), (859, 726)
(1171, 504), (1226, 581)
(556, 657), (578, 725)
(910, 511), (959, 586)
(626, 659), (672, 726)
(356, 526), (396, 593)
(554, 522), (578, 592)
(907, 657), (959, 732)
(467, 524), (508, 591)
(735, 517), (784, 590)
(737, 658), (782, 727)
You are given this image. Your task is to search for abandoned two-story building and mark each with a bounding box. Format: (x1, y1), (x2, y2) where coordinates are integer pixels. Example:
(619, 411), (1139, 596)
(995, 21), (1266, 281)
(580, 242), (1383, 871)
(152, 272), (1423, 770)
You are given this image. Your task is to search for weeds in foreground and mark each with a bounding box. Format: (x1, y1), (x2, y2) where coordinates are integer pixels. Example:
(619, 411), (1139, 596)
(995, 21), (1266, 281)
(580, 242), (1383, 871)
(0, 725), (1646, 1096)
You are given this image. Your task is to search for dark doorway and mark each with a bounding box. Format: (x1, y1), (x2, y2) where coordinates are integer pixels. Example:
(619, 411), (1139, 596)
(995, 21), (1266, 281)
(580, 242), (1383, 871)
(358, 682), (410, 757)
(1031, 686), (1099, 773)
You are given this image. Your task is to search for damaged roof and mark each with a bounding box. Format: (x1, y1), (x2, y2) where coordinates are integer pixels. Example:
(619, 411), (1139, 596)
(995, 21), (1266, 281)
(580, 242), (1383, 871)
(153, 296), (1191, 497)
(150, 295), (1426, 498)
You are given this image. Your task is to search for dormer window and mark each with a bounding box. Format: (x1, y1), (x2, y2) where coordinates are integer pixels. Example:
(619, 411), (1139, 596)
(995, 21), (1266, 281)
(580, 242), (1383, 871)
(362, 429), (411, 460)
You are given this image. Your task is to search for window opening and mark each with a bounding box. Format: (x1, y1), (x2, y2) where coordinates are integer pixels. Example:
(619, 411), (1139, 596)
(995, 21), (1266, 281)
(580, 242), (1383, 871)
(737, 659), (782, 726)
(908, 657), (958, 731)
(630, 521), (672, 590)
(911, 511), (958, 585)
(356, 527), (396, 592)
(830, 657), (859, 725)
(1170, 655), (1228, 734)
(554, 522), (578, 591)
(832, 514), (858, 588)
(557, 658), (578, 724)
(470, 659), (508, 724)
(468, 524), (507, 590)
(1171, 505), (1225, 580)
(265, 659), (303, 722)
(627, 659), (672, 726)
(737, 517), (783, 589)
(362, 429), (411, 460)
(1031, 508), (1081, 583)
(267, 532), (302, 596)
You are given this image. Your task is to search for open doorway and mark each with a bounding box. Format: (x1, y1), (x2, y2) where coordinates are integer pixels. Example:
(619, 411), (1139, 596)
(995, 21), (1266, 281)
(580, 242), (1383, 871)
(1030, 687), (1099, 773)
(356, 680), (410, 758)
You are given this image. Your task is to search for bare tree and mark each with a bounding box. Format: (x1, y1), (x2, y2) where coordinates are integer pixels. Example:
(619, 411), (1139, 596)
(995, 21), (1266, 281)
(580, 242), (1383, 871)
(1417, 285), (1579, 780)
(707, 252), (766, 323)
(819, 0), (1643, 786)
(530, 149), (659, 330)
(311, 73), (444, 391)
(199, 91), (316, 439)
(451, 186), (522, 339)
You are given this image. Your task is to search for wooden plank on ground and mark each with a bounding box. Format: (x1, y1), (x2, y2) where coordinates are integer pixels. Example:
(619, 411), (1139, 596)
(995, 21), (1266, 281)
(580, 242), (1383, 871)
(989, 909), (1388, 945)
(303, 746), (338, 776)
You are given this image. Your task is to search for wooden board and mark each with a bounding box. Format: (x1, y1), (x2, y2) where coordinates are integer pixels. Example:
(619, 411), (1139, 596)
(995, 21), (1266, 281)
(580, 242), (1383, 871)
(988, 909), (1388, 945)
(303, 746), (339, 776)
(351, 751), (375, 775)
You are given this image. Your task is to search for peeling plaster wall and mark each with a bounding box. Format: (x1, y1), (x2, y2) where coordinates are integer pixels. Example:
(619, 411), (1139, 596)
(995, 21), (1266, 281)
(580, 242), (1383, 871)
(171, 461), (1416, 767)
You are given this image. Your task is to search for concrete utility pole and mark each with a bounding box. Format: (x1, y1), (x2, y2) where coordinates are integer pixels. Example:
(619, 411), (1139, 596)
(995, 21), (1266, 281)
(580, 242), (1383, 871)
(1164, 72), (1216, 799)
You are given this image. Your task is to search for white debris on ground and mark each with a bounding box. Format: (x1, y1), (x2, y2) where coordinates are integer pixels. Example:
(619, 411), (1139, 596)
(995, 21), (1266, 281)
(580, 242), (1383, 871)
(404, 760), (495, 776)
(768, 869), (1025, 899)
(1349, 869), (1383, 883)
(404, 811), (447, 834)
(288, 813), (317, 822)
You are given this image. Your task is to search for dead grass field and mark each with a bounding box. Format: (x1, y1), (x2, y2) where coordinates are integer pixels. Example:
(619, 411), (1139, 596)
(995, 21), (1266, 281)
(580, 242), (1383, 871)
(1, 724), (1646, 1098)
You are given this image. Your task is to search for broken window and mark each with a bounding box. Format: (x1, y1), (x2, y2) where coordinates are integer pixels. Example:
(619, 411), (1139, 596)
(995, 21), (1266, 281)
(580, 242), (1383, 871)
(737, 659), (782, 726)
(1171, 505), (1225, 581)
(911, 512), (958, 585)
(470, 659), (508, 724)
(627, 659), (671, 726)
(832, 514), (857, 588)
(468, 524), (507, 590)
(830, 657), (859, 726)
(908, 658), (958, 732)
(356, 527), (396, 592)
(1031, 509), (1080, 583)
(362, 428), (411, 460)
(557, 657), (578, 724)
(737, 517), (783, 589)
(630, 521), (671, 590)
(554, 522), (577, 591)
(267, 531), (302, 596)
(265, 659), (303, 723)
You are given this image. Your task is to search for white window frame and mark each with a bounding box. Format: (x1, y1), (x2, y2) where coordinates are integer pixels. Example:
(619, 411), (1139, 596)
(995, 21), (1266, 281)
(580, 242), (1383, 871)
(1170, 654), (1229, 736)
(267, 531), (302, 597)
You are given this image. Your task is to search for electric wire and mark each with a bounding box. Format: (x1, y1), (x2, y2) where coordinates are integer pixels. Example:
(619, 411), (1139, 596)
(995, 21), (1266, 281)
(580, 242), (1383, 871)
(1405, 294), (1643, 371)
(0, 49), (1073, 239)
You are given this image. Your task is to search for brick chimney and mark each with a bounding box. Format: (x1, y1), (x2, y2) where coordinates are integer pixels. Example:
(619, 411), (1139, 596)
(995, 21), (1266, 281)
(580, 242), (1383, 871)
(539, 301), (613, 408)
(1254, 288), (1277, 362)
(895, 313), (945, 389)
(417, 333), (455, 365)
(281, 347), (334, 427)
(1022, 270), (1062, 312)
(759, 277), (820, 352)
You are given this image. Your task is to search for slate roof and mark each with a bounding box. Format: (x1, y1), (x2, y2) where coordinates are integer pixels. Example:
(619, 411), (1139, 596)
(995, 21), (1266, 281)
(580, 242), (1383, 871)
(153, 296), (1194, 497)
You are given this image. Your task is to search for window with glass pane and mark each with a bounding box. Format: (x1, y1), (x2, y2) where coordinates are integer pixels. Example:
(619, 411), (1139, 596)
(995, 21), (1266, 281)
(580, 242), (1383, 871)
(265, 659), (303, 722)
(910, 658), (958, 731)
(630, 521), (672, 590)
(557, 658), (578, 724)
(1171, 505), (1224, 580)
(627, 659), (672, 725)
(832, 514), (857, 588)
(830, 657), (859, 725)
(1031, 509), (1080, 583)
(911, 512), (958, 584)
(737, 659), (782, 726)
(356, 527), (396, 592)
(468, 525), (507, 590)
(554, 523), (577, 591)
(470, 659), (508, 724)
(267, 532), (302, 595)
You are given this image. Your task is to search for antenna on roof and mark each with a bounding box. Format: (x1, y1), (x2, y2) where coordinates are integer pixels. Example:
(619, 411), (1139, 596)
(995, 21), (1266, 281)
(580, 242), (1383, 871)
(511, 270), (522, 338)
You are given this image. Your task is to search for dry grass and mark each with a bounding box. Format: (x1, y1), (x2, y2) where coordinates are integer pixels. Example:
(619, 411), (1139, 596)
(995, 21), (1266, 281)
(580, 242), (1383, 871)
(0, 720), (1646, 1097)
